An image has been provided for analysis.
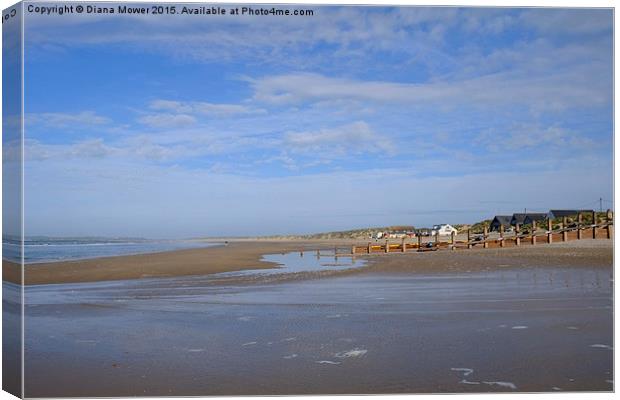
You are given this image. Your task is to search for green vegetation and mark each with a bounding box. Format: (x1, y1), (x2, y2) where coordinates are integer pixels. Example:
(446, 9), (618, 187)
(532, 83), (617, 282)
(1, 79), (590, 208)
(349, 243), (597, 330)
(260, 212), (612, 239)
(264, 226), (415, 240)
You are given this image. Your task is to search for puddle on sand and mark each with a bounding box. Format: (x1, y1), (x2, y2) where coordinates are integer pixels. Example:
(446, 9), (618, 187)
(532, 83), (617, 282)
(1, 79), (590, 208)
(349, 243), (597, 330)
(215, 252), (366, 278)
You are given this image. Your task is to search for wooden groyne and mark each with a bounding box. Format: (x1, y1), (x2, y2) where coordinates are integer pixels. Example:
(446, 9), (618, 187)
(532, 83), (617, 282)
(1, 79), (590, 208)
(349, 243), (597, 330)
(304, 210), (613, 257)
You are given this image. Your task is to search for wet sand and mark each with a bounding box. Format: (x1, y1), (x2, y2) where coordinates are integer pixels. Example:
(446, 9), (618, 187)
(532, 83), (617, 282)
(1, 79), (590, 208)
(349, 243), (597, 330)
(4, 238), (613, 285)
(6, 240), (340, 285)
(4, 239), (613, 396)
(19, 264), (613, 396)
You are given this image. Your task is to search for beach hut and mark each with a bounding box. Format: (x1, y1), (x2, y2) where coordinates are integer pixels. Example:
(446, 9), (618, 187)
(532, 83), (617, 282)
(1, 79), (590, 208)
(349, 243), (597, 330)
(523, 213), (548, 225)
(511, 213), (548, 226)
(547, 210), (594, 219)
(489, 216), (512, 232)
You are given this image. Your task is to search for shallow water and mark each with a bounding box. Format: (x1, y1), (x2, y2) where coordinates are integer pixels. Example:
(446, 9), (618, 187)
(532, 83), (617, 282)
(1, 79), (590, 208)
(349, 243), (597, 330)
(219, 252), (366, 276)
(17, 263), (613, 396)
(3, 239), (219, 264)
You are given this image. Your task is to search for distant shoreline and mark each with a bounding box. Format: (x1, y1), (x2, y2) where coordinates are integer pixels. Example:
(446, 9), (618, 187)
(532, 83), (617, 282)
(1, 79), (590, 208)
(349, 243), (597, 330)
(2, 238), (612, 286)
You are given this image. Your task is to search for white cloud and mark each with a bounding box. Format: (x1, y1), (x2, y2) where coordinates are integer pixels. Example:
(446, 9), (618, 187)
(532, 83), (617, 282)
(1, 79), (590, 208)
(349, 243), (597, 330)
(476, 124), (597, 152)
(68, 138), (115, 159)
(133, 140), (180, 162)
(138, 113), (197, 128)
(149, 99), (262, 117)
(520, 9), (613, 36)
(248, 66), (610, 112)
(149, 100), (193, 113)
(284, 121), (394, 155)
(23, 138), (116, 161)
(27, 111), (110, 128)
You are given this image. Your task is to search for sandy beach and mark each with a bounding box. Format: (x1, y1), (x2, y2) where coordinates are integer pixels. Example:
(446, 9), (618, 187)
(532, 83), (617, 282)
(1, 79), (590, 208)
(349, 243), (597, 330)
(3, 238), (613, 286)
(10, 238), (611, 396)
(2, 238), (611, 396)
(4, 240), (330, 285)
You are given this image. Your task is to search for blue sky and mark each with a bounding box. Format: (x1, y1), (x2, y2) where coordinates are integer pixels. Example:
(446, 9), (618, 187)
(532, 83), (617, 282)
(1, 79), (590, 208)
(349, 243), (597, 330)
(16, 5), (613, 238)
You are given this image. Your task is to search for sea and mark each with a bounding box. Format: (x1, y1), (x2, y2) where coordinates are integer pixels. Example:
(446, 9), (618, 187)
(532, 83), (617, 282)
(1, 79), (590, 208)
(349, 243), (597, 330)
(2, 236), (219, 264)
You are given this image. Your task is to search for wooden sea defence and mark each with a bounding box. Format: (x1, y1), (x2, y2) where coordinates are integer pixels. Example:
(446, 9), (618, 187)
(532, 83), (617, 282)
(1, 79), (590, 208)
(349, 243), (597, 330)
(306, 210), (614, 257)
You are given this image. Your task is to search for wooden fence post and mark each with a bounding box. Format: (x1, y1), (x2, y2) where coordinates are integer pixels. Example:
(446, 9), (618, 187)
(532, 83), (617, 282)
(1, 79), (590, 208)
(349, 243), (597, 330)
(547, 218), (553, 244)
(316, 249), (320, 258)
(401, 237), (406, 253)
(385, 240), (389, 253)
(451, 231), (456, 250)
(562, 217), (568, 242)
(515, 223), (521, 246)
(367, 242), (372, 254)
(499, 225), (505, 247)
(467, 229), (472, 249)
(577, 212), (583, 240)
(592, 210), (597, 239)
(417, 234), (422, 252)
(531, 220), (537, 245)
(435, 231), (439, 247)
(607, 209), (613, 239)
(351, 245), (356, 255)
(483, 225), (489, 249)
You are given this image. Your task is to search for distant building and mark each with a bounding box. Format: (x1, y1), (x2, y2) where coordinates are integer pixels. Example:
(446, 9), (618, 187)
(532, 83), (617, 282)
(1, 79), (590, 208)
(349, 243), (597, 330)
(373, 228), (416, 239)
(416, 228), (432, 236)
(430, 224), (458, 236)
(372, 231), (386, 239)
(388, 231), (409, 238)
(489, 215), (512, 232)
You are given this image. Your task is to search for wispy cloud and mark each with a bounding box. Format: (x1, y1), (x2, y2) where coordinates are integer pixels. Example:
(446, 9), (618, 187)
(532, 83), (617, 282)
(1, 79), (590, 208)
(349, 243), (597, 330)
(138, 113), (197, 128)
(519, 8), (612, 36)
(284, 121), (395, 156)
(248, 67), (610, 112)
(27, 111), (110, 128)
(476, 124), (598, 152)
(149, 99), (263, 116)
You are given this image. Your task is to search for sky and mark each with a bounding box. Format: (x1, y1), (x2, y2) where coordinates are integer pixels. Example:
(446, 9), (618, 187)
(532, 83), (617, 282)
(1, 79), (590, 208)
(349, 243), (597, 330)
(10, 4), (614, 238)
